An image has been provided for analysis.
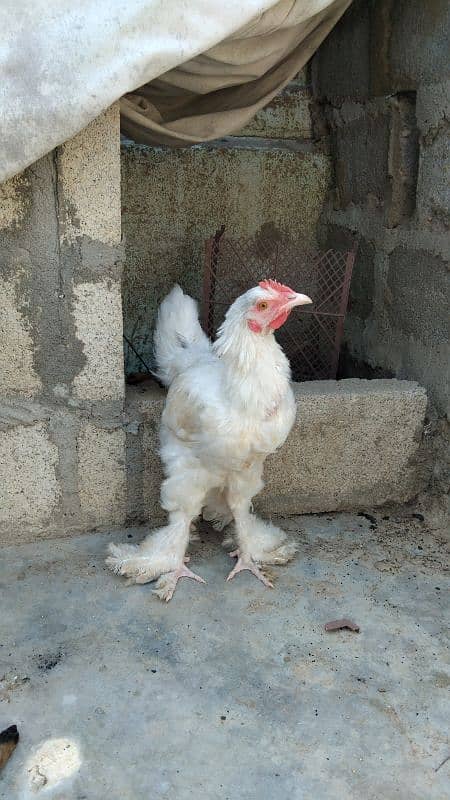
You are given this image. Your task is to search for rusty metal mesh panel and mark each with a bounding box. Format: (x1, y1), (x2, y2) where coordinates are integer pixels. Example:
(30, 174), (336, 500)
(202, 230), (357, 381)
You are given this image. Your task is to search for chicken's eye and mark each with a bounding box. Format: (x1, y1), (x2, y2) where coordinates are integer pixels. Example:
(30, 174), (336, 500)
(257, 301), (268, 311)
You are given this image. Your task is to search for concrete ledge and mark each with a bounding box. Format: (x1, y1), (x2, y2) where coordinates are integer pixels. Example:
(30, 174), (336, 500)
(125, 378), (428, 522)
(262, 379), (427, 514)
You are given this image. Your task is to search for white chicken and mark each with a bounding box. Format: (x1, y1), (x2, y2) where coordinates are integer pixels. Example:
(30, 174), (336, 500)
(107, 279), (312, 600)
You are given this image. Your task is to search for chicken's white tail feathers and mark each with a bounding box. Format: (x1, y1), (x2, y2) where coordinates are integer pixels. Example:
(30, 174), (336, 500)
(153, 285), (211, 387)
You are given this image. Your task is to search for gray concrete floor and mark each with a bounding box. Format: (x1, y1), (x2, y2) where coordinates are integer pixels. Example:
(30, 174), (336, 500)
(0, 511), (449, 799)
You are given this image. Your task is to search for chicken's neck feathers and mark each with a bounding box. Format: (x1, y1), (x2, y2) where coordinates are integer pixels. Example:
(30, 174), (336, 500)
(213, 318), (291, 416)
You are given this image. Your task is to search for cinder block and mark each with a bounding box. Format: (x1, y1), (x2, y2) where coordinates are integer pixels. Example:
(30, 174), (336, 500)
(57, 104), (121, 245)
(416, 80), (450, 138)
(312, 0), (370, 102)
(416, 81), (450, 230)
(77, 421), (126, 528)
(72, 280), (124, 401)
(0, 420), (60, 538)
(386, 0), (450, 91)
(314, 0), (450, 100)
(332, 104), (390, 208)
(386, 248), (449, 346)
(127, 378), (428, 521)
(416, 133), (450, 230)
(0, 172), (31, 230)
(238, 89), (312, 139)
(0, 276), (41, 397)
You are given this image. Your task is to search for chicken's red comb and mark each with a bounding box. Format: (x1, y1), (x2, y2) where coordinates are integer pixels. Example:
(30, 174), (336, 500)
(259, 279), (294, 295)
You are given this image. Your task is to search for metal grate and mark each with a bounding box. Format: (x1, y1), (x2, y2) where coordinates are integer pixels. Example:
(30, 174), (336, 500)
(201, 228), (357, 381)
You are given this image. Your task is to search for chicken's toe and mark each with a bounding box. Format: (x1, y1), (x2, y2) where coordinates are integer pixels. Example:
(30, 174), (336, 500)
(152, 558), (206, 602)
(226, 550), (273, 588)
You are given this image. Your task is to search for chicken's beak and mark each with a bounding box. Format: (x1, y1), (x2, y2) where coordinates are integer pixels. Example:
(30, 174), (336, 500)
(285, 293), (313, 309)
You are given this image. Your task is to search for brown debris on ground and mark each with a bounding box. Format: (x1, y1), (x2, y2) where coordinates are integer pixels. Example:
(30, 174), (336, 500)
(0, 725), (19, 770)
(324, 618), (360, 632)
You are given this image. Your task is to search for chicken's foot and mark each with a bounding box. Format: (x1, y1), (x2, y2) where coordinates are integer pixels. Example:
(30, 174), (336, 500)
(226, 549), (273, 588)
(153, 557), (206, 602)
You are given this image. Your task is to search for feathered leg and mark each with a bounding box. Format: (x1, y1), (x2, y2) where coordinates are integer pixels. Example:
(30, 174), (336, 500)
(106, 467), (213, 601)
(106, 511), (204, 600)
(202, 488), (233, 531)
(225, 462), (297, 587)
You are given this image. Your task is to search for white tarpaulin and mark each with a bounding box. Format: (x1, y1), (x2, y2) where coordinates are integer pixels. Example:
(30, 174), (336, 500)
(0, 0), (351, 183)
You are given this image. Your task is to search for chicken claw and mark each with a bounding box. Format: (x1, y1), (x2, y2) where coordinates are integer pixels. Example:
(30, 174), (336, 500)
(226, 549), (273, 588)
(153, 557), (206, 602)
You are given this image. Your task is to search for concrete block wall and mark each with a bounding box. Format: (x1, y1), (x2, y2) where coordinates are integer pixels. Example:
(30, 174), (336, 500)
(0, 56), (436, 544)
(311, 0), (450, 481)
(120, 67), (334, 375)
(0, 105), (127, 542)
